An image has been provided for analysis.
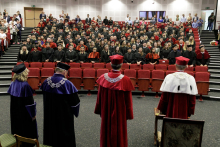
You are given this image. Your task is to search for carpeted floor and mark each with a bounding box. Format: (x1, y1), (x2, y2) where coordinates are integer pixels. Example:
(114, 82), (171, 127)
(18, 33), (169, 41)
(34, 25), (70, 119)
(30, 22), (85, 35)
(0, 94), (220, 147)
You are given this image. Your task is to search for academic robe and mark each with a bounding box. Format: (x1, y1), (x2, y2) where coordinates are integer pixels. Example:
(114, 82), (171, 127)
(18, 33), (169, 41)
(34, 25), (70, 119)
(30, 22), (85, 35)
(101, 50), (111, 63)
(42, 48), (54, 62)
(135, 52), (146, 64)
(183, 51), (197, 65)
(119, 46), (128, 55)
(157, 72), (198, 119)
(65, 50), (79, 62)
(145, 53), (160, 64)
(94, 70), (134, 147)
(160, 49), (171, 59)
(29, 50), (42, 62)
(53, 50), (65, 62)
(196, 50), (210, 66)
(78, 52), (88, 62)
(17, 51), (29, 62)
(8, 80), (38, 147)
(167, 50), (182, 64)
(124, 52), (136, 64)
(40, 74), (80, 147)
(88, 52), (100, 62)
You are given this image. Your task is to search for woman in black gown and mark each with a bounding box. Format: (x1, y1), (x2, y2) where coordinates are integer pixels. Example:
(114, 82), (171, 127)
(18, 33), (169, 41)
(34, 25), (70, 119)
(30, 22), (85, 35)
(8, 63), (38, 147)
(17, 46), (29, 62)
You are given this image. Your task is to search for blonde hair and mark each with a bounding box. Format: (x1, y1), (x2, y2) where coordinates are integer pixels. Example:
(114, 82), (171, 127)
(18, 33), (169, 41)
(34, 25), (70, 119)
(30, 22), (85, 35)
(20, 46), (28, 54)
(12, 68), (29, 82)
(183, 41), (189, 51)
(189, 37), (194, 45)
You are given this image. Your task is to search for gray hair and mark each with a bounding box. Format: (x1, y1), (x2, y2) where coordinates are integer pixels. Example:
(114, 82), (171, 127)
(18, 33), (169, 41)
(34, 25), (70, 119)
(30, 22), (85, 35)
(55, 67), (65, 73)
(176, 64), (187, 70)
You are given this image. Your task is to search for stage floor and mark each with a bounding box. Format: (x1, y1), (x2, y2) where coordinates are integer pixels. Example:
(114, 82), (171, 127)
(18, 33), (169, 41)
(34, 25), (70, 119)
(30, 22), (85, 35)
(0, 94), (219, 147)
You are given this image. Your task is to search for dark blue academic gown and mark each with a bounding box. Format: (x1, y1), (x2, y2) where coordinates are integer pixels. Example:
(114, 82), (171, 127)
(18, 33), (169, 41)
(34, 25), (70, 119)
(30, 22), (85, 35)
(8, 80), (38, 147)
(40, 74), (80, 147)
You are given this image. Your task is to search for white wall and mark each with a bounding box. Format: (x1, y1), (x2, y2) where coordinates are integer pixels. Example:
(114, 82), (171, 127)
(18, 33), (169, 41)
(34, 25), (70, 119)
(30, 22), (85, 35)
(201, 0), (217, 10)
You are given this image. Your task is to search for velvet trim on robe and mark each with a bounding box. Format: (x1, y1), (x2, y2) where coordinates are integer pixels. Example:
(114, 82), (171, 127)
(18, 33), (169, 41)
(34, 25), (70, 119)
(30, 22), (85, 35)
(8, 80), (34, 97)
(196, 50), (210, 59)
(157, 92), (196, 119)
(40, 74), (78, 94)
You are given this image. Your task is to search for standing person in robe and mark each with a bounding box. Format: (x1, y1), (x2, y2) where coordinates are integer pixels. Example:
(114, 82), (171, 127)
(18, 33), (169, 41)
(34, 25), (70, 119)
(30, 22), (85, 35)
(183, 45), (197, 67)
(167, 44), (182, 64)
(95, 54), (134, 147)
(88, 47), (100, 63)
(157, 56), (198, 119)
(196, 45), (210, 66)
(8, 63), (38, 147)
(40, 62), (80, 147)
(53, 44), (65, 63)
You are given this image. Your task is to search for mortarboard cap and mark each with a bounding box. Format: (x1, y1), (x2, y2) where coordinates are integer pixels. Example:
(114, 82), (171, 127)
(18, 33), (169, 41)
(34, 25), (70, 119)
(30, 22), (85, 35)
(57, 62), (70, 70)
(172, 44), (178, 48)
(110, 55), (124, 65)
(187, 45), (192, 48)
(175, 56), (190, 66)
(12, 63), (26, 74)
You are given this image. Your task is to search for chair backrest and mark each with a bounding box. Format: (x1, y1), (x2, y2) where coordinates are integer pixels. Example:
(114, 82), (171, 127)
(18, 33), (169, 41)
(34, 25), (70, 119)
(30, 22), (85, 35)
(143, 64), (155, 70)
(69, 63), (80, 68)
(195, 66), (208, 72)
(155, 64), (167, 70)
(121, 63), (130, 70)
(138, 70), (150, 79)
(195, 72), (209, 82)
(97, 69), (109, 78)
(130, 64), (141, 70)
(159, 60), (169, 65)
(17, 62), (29, 67)
(43, 62), (55, 68)
(161, 118), (204, 147)
(83, 68), (96, 78)
(28, 68), (40, 77)
(69, 68), (82, 78)
(124, 69), (136, 78)
(184, 66), (194, 71)
(167, 65), (176, 71)
(14, 134), (40, 147)
(81, 63), (92, 69)
(41, 68), (54, 77)
(93, 63), (105, 69)
(30, 62), (42, 68)
(105, 63), (112, 70)
(152, 70), (165, 79)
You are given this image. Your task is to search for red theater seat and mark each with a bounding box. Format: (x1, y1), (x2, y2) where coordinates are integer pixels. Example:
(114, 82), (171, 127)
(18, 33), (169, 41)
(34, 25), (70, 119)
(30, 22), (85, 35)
(81, 63), (92, 69)
(30, 62), (42, 68)
(17, 62), (29, 67)
(184, 66), (194, 71)
(130, 64), (141, 70)
(69, 63), (80, 68)
(155, 64), (167, 71)
(138, 70), (150, 96)
(97, 69), (109, 78)
(93, 63), (105, 69)
(43, 62), (56, 68)
(27, 68), (40, 90)
(166, 71), (175, 76)
(159, 60), (169, 64)
(186, 71), (194, 77)
(105, 63), (112, 70)
(121, 63), (130, 70)
(124, 69), (137, 88)
(83, 68), (96, 95)
(40, 68), (54, 84)
(69, 68), (82, 90)
(143, 64), (155, 70)
(167, 65), (176, 71)
(195, 66), (208, 72)
(151, 70), (165, 97)
(195, 72), (210, 101)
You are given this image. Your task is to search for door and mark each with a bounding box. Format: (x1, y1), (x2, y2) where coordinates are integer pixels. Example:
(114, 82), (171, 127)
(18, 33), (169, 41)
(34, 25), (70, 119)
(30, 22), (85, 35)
(24, 7), (43, 27)
(201, 11), (206, 30)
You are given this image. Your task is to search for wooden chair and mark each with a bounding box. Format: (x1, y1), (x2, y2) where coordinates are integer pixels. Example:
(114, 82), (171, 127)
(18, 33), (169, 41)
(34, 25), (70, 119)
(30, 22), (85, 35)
(14, 134), (51, 147)
(156, 118), (205, 147)
(0, 134), (16, 147)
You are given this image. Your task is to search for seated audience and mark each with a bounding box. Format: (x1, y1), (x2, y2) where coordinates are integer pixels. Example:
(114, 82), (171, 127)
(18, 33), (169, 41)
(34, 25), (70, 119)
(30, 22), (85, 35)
(145, 47), (160, 64)
(101, 45), (111, 63)
(29, 45), (42, 62)
(135, 47), (146, 65)
(53, 44), (65, 62)
(65, 45), (78, 62)
(160, 43), (171, 60)
(196, 45), (210, 66)
(78, 46), (88, 63)
(112, 46), (123, 55)
(88, 47), (100, 63)
(42, 43), (54, 62)
(167, 44), (182, 64)
(124, 48), (136, 65)
(17, 46), (29, 62)
(183, 45), (197, 67)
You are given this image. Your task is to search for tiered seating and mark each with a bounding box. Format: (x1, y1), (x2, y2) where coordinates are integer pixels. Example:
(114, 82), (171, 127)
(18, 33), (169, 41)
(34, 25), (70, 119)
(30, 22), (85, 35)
(12, 62), (210, 98)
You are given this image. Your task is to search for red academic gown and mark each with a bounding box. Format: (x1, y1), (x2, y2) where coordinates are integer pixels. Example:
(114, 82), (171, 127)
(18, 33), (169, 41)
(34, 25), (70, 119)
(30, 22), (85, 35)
(95, 70), (134, 147)
(157, 92), (196, 119)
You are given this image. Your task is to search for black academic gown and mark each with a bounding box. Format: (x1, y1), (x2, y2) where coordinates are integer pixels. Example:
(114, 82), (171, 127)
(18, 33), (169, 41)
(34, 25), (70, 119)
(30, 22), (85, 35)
(142, 47), (151, 55)
(160, 49), (171, 59)
(120, 46), (128, 55)
(167, 50), (182, 64)
(101, 50), (111, 63)
(124, 52), (136, 64)
(29, 51), (42, 62)
(42, 48), (54, 62)
(78, 52), (88, 62)
(183, 51), (197, 65)
(8, 80), (38, 147)
(65, 50), (79, 62)
(53, 50), (65, 62)
(40, 74), (80, 147)
(17, 52), (29, 62)
(135, 52), (146, 64)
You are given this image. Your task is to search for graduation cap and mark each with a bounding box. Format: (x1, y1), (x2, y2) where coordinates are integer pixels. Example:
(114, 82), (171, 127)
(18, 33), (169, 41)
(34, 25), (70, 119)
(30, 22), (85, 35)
(57, 44), (62, 47)
(172, 44), (178, 48)
(12, 63), (26, 74)
(187, 45), (193, 48)
(110, 55), (124, 65)
(57, 62), (70, 70)
(175, 56), (190, 66)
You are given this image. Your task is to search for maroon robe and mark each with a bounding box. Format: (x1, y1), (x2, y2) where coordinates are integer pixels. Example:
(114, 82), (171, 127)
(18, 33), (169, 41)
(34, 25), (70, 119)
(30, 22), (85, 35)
(95, 70), (134, 147)
(157, 92), (196, 119)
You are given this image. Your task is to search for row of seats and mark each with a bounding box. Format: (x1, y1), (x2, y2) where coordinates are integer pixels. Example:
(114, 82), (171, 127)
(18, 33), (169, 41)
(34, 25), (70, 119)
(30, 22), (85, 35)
(12, 68), (209, 98)
(17, 62), (208, 72)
